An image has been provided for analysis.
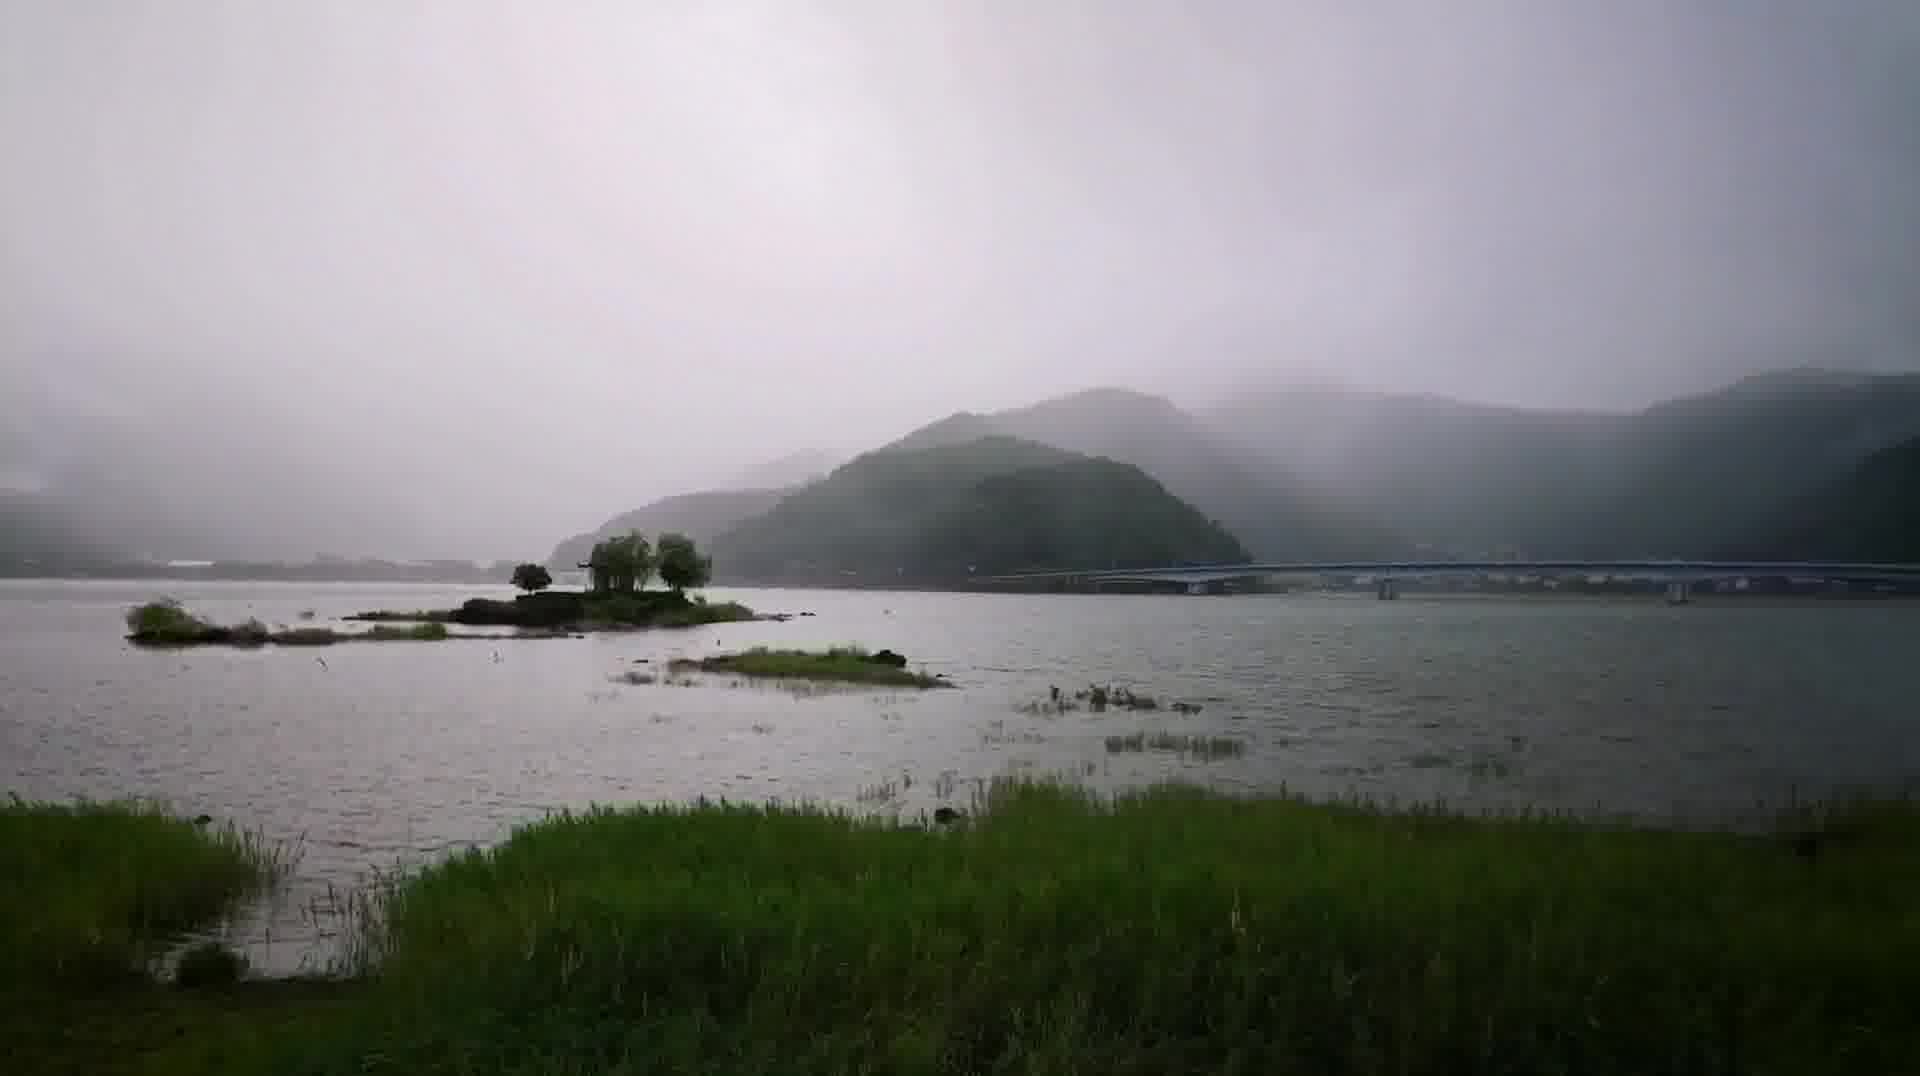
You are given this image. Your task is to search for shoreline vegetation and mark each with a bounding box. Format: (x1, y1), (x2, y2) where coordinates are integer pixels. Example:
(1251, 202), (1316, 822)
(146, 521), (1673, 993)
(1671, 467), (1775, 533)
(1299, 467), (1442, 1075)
(670, 646), (953, 688)
(6, 781), (1917, 1074)
(126, 600), (462, 647)
(127, 532), (764, 647)
(355, 588), (759, 632)
(1, 799), (286, 987)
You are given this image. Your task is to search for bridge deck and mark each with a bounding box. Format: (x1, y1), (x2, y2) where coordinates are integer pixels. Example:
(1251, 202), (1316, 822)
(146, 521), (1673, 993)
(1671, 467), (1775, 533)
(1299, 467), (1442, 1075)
(983, 560), (1920, 585)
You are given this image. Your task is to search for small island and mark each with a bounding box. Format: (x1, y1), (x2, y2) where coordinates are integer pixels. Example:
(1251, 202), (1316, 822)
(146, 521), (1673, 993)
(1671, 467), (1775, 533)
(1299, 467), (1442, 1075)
(128, 533), (760, 647)
(670, 646), (952, 689)
(354, 532), (758, 632)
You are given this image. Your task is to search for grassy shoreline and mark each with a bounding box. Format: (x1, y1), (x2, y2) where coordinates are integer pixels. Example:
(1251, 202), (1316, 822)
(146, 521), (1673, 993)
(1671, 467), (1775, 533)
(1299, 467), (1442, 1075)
(0, 799), (287, 989)
(11, 783), (1917, 1073)
(671, 645), (952, 688)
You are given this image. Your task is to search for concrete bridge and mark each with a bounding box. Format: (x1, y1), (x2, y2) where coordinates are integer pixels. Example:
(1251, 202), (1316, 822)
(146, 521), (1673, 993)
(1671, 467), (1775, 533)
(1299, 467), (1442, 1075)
(980, 560), (1920, 601)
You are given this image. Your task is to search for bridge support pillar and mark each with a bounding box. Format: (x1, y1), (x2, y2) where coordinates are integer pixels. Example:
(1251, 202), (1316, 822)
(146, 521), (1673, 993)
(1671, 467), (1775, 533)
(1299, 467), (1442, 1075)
(1664, 581), (1692, 605)
(1376, 578), (1399, 601)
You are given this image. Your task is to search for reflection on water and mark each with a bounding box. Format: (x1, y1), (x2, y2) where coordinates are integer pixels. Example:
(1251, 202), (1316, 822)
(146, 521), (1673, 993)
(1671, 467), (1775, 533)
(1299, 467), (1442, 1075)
(2, 579), (1917, 973)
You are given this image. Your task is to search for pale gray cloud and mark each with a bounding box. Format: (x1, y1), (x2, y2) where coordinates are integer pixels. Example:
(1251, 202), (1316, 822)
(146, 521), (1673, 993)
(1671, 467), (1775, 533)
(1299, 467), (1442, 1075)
(4, 1), (1915, 558)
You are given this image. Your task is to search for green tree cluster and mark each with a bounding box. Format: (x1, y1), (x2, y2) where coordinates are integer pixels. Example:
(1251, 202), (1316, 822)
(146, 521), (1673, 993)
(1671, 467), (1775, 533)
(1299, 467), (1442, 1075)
(581, 532), (650, 593)
(571, 531), (714, 594)
(654, 532), (712, 592)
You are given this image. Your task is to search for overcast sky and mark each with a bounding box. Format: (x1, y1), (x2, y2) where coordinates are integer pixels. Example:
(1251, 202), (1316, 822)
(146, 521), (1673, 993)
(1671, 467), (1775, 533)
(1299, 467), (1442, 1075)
(4, 1), (1917, 559)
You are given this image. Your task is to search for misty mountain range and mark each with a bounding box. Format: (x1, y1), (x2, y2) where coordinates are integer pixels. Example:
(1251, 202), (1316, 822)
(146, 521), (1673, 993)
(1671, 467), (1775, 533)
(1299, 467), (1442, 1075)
(543, 451), (839, 570)
(1727, 434), (1920, 564)
(879, 388), (1401, 562)
(6, 367), (1915, 575)
(1212, 367), (1920, 560)
(535, 367), (1919, 580)
(547, 489), (791, 572)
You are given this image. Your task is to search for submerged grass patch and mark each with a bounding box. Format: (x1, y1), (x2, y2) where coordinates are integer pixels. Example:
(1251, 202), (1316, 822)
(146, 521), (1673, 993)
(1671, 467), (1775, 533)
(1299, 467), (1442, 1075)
(670, 646), (951, 688)
(362, 621), (450, 641)
(282, 783), (1920, 1076)
(1103, 730), (1247, 759)
(1022, 686), (1205, 716)
(0, 798), (288, 989)
(1077, 683), (1159, 711)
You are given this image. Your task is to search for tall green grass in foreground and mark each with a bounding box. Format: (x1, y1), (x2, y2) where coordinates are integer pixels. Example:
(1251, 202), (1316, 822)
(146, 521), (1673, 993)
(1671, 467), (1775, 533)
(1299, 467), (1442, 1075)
(300, 783), (1919, 1076)
(0, 799), (287, 989)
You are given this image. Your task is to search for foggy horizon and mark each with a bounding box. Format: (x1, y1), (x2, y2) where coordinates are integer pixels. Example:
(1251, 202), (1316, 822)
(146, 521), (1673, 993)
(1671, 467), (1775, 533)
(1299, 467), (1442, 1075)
(6, 2), (1918, 561)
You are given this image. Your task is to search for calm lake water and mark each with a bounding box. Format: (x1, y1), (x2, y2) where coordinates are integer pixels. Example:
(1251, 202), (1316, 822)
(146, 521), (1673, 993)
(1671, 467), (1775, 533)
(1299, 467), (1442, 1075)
(3, 579), (1917, 973)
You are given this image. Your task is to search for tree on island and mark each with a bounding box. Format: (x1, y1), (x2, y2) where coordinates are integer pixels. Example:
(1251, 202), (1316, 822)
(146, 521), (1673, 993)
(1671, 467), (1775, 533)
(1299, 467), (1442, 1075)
(510, 562), (553, 595)
(655, 532), (712, 592)
(583, 531), (651, 593)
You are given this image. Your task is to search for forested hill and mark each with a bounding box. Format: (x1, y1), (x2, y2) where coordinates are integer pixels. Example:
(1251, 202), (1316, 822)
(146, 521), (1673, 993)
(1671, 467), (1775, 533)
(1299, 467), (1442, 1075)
(885, 389), (1400, 560)
(548, 489), (787, 569)
(708, 435), (1249, 584)
(1208, 368), (1920, 558)
(1725, 436), (1920, 562)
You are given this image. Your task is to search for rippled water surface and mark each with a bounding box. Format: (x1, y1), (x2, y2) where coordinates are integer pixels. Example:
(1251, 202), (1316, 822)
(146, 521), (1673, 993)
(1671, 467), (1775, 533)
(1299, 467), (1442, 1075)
(3, 579), (1916, 972)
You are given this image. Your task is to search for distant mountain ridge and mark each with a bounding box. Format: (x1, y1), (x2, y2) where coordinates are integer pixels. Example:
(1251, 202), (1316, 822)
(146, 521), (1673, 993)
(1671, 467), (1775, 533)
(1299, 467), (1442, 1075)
(727, 449), (837, 491)
(547, 489), (789, 569)
(1592, 370), (1920, 557)
(709, 435), (1248, 583)
(546, 451), (842, 567)
(1726, 435), (1920, 562)
(545, 367), (1919, 584)
(878, 387), (1400, 560)
(15, 366), (1915, 575)
(1208, 367), (1920, 559)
